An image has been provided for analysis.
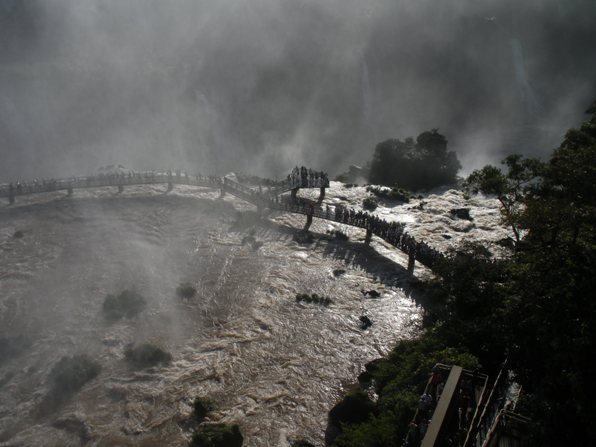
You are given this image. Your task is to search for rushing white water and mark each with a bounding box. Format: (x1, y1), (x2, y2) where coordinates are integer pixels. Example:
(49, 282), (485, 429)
(0, 181), (507, 446)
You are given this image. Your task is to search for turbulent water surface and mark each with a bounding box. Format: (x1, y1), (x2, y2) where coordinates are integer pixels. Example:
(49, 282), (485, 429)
(0, 182), (506, 446)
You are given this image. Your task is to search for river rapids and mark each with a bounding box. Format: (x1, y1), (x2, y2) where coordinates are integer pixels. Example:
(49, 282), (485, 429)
(0, 181), (508, 446)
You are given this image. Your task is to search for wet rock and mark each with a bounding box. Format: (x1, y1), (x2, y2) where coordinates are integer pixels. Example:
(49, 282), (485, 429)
(291, 441), (316, 447)
(0, 335), (30, 365)
(52, 414), (90, 444)
(293, 231), (314, 244)
(192, 397), (214, 422)
(190, 423), (243, 447)
(359, 316), (373, 330)
(362, 289), (381, 299)
(450, 208), (472, 220)
(326, 389), (376, 445)
(332, 269), (346, 277)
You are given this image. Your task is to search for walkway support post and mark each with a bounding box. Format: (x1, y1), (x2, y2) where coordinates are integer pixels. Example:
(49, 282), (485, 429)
(318, 186), (326, 203)
(118, 184), (124, 193)
(67, 187), (73, 196)
(407, 247), (416, 274)
(8, 191), (15, 204)
(167, 182), (173, 192)
(365, 228), (373, 245)
(304, 213), (313, 231)
(291, 187), (299, 201)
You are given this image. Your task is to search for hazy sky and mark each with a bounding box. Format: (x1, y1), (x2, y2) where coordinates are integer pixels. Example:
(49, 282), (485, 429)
(1, 0), (595, 179)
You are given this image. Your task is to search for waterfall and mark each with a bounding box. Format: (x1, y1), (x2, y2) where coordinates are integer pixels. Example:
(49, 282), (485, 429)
(510, 38), (540, 118)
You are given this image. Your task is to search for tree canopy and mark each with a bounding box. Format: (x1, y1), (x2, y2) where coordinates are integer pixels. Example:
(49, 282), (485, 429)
(368, 130), (461, 190)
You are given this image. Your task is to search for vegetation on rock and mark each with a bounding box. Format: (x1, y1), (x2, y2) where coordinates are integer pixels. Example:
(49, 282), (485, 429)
(362, 197), (378, 211)
(102, 289), (146, 321)
(124, 343), (172, 368)
(176, 282), (197, 300)
(38, 355), (101, 416)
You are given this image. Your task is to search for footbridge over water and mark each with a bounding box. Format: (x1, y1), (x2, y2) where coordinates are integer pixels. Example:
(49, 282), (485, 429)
(0, 168), (445, 272)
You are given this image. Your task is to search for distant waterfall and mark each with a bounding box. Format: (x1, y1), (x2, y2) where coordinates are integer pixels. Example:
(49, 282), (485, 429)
(361, 60), (373, 129)
(510, 38), (540, 118)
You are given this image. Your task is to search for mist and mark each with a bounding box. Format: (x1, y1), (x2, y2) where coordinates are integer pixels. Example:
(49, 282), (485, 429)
(1, 0), (595, 180)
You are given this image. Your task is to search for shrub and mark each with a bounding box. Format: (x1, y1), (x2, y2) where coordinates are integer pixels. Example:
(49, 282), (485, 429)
(38, 355), (101, 415)
(362, 197), (378, 211)
(193, 397), (215, 422)
(102, 290), (146, 321)
(177, 282), (197, 300)
(49, 355), (101, 394)
(190, 423), (243, 447)
(124, 343), (172, 368)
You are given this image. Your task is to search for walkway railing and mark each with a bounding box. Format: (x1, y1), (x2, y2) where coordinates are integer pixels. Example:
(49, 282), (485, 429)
(1, 168), (443, 270)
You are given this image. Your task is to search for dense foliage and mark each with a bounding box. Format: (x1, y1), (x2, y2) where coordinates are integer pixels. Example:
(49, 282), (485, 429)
(368, 130), (461, 190)
(329, 102), (596, 446)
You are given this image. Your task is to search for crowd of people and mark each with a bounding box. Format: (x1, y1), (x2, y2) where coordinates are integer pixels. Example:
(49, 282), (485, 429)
(264, 192), (444, 268)
(287, 166), (330, 189)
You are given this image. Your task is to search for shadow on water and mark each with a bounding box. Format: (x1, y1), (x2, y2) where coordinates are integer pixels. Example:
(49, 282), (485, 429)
(232, 211), (429, 306)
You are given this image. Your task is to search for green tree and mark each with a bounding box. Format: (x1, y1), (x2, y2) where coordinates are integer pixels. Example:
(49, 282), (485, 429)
(503, 102), (596, 445)
(464, 155), (543, 245)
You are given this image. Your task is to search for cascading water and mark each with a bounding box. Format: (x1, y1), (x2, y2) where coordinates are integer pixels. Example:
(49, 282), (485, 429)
(0, 182), (507, 446)
(510, 38), (540, 119)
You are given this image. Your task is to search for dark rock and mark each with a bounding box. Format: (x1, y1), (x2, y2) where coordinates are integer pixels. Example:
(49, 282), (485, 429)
(450, 208), (472, 220)
(442, 233), (452, 239)
(124, 343), (172, 368)
(12, 230), (24, 238)
(359, 316), (373, 330)
(326, 390), (376, 445)
(333, 269), (346, 277)
(102, 290), (146, 322)
(293, 231), (314, 244)
(190, 423), (243, 447)
(362, 290), (381, 298)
